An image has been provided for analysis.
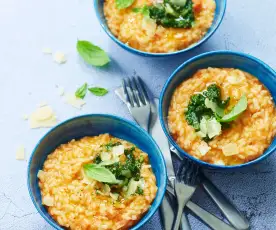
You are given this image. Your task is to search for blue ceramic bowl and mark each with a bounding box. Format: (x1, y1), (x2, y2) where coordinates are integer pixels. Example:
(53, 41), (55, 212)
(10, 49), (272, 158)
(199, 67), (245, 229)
(27, 114), (167, 229)
(160, 51), (276, 169)
(94, 0), (227, 57)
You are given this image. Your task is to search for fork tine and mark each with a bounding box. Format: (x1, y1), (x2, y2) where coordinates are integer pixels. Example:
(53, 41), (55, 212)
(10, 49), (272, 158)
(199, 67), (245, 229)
(135, 77), (150, 105)
(129, 78), (141, 107)
(122, 78), (134, 107)
(131, 77), (143, 106)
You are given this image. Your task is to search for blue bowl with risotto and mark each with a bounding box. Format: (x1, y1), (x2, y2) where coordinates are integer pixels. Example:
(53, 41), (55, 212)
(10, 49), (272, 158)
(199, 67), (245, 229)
(94, 0), (227, 56)
(27, 114), (167, 230)
(160, 51), (276, 169)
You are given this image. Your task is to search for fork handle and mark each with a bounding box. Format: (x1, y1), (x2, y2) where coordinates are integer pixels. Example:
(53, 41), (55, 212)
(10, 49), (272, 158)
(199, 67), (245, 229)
(201, 175), (250, 230)
(173, 201), (186, 230)
(186, 201), (236, 230)
(160, 192), (191, 230)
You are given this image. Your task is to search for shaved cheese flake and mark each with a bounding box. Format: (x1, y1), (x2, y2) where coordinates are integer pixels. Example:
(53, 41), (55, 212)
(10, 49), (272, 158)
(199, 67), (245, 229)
(198, 142), (210, 156)
(32, 106), (53, 121)
(53, 51), (67, 64)
(221, 143), (239, 156)
(16, 145), (25, 160)
(29, 106), (57, 128)
(42, 195), (54, 206)
(65, 94), (86, 109)
(112, 145), (124, 157)
(101, 152), (111, 161)
(37, 170), (44, 179)
(141, 17), (157, 38)
(110, 193), (119, 201)
(42, 48), (52, 54)
(214, 160), (225, 166)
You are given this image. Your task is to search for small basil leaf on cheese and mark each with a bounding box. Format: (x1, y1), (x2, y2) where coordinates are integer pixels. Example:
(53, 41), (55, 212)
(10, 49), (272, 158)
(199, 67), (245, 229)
(83, 164), (120, 184)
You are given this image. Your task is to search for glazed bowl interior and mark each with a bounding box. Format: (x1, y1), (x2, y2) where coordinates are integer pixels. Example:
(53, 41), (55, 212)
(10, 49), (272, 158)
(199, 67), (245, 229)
(27, 114), (167, 230)
(94, 0), (227, 57)
(160, 51), (276, 169)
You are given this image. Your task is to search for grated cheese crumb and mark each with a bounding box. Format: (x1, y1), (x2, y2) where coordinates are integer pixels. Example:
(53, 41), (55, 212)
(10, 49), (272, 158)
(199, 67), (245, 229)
(53, 51), (67, 64)
(57, 86), (65, 96)
(39, 101), (48, 107)
(42, 48), (52, 54)
(16, 145), (25, 160)
(22, 114), (29, 120)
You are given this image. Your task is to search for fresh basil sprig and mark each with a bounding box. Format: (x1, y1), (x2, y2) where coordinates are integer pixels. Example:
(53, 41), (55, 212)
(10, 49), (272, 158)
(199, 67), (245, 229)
(75, 83), (87, 99)
(76, 40), (110, 67)
(116, 0), (135, 9)
(88, 87), (108, 96)
(83, 164), (120, 184)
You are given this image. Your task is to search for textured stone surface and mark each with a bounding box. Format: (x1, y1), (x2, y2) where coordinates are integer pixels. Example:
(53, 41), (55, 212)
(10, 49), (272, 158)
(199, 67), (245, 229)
(0, 0), (276, 229)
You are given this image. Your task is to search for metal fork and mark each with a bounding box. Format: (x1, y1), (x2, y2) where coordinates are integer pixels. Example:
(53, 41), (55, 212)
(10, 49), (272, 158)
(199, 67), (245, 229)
(122, 77), (191, 230)
(173, 160), (199, 230)
(122, 77), (151, 131)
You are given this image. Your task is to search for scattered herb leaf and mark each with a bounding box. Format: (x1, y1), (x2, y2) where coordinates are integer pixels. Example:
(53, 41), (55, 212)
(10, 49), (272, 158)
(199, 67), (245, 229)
(116, 0), (135, 9)
(75, 83), (88, 99)
(88, 87), (108, 96)
(76, 40), (110, 67)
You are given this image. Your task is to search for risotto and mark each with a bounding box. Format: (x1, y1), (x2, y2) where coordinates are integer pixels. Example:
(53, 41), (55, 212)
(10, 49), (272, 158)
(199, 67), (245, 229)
(168, 68), (276, 166)
(104, 0), (216, 53)
(38, 134), (157, 229)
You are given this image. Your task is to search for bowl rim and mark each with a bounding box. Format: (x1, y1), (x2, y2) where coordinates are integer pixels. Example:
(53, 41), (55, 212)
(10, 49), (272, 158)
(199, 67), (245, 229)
(27, 114), (167, 230)
(159, 50), (276, 169)
(93, 0), (227, 57)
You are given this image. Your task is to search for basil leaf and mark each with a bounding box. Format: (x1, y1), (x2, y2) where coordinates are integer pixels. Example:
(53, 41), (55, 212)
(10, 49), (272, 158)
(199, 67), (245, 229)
(88, 87), (108, 96)
(83, 164), (120, 184)
(116, 0), (135, 9)
(76, 40), (110, 67)
(132, 6), (150, 17)
(205, 98), (224, 117)
(75, 83), (88, 99)
(220, 95), (247, 122)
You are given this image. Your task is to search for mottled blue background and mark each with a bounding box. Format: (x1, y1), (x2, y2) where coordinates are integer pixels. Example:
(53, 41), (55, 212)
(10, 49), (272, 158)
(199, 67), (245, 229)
(0, 0), (276, 229)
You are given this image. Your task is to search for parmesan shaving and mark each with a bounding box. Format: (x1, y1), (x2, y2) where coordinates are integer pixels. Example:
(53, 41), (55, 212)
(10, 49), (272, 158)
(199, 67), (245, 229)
(221, 143), (239, 156)
(42, 195), (54, 206)
(29, 105), (57, 128)
(16, 145), (25, 160)
(198, 142), (210, 156)
(112, 145), (124, 157)
(65, 94), (86, 109)
(214, 160), (225, 166)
